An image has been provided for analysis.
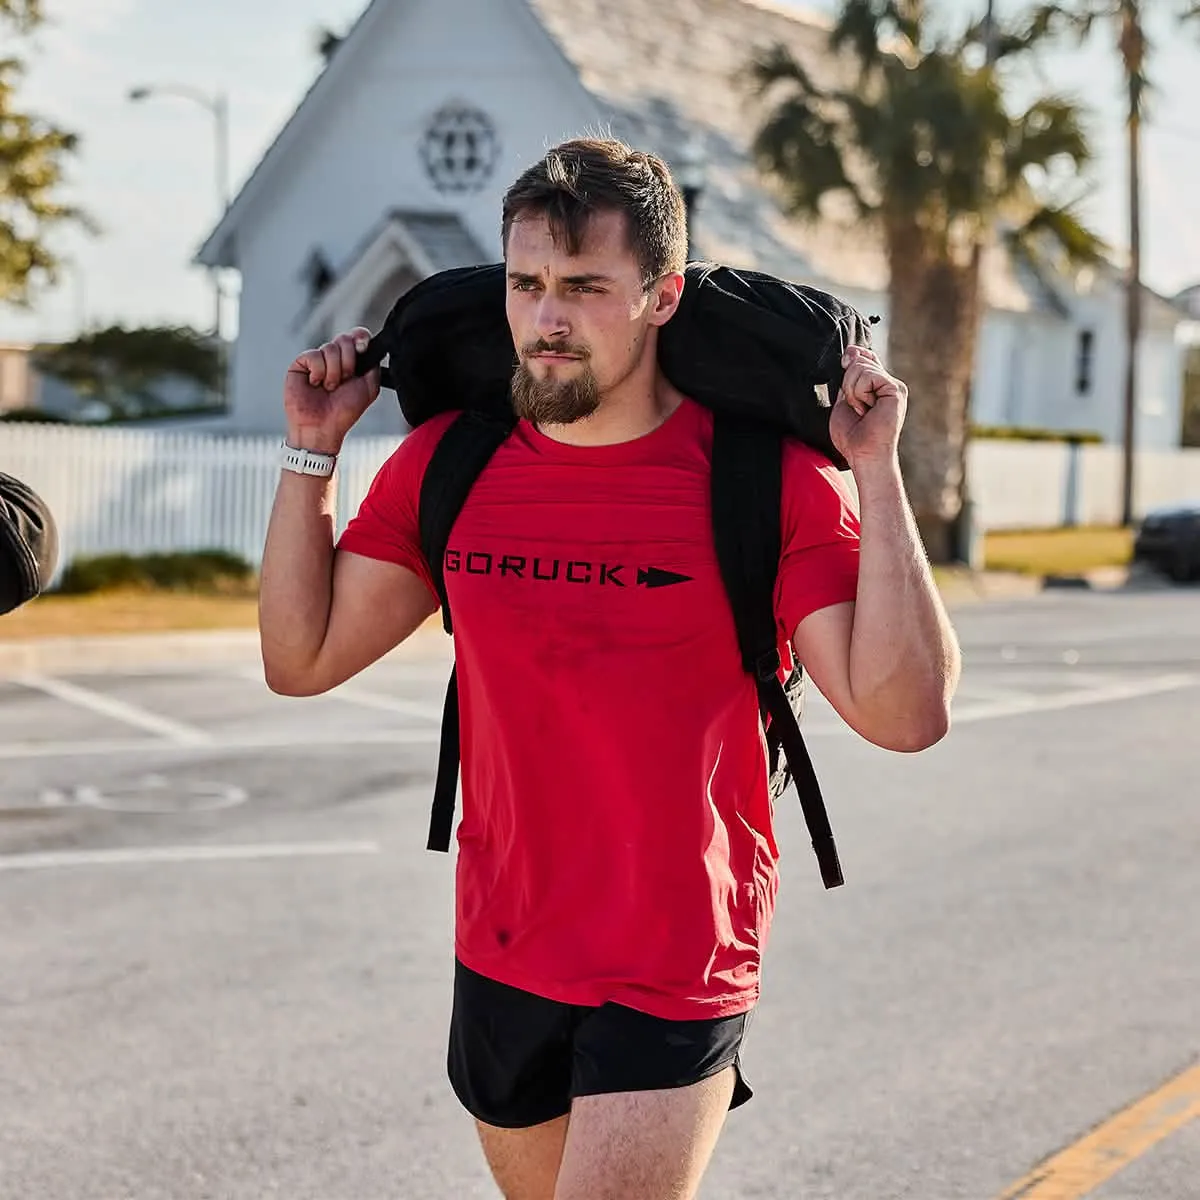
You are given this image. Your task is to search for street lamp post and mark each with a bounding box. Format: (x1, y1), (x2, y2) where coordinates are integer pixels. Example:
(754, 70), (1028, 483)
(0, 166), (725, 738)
(128, 84), (230, 405)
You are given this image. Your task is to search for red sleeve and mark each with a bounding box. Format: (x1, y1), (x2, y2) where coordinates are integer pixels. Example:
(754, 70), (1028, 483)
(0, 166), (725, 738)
(335, 412), (461, 602)
(774, 439), (861, 639)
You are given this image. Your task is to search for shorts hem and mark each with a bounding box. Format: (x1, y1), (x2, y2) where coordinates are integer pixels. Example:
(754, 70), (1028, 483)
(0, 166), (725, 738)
(447, 1069), (571, 1131)
(569, 1052), (754, 1111)
(568, 1052), (733, 1100)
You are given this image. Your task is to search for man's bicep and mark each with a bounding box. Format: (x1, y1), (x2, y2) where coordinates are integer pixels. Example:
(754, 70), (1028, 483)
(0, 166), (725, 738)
(791, 601), (858, 730)
(308, 550), (439, 693)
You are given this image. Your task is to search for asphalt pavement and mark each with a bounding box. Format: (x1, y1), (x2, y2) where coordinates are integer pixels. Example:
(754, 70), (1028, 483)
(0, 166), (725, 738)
(1, 585), (1197, 1199)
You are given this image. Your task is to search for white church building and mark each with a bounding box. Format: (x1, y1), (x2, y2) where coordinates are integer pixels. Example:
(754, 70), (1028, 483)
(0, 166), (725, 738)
(196, 0), (1190, 450)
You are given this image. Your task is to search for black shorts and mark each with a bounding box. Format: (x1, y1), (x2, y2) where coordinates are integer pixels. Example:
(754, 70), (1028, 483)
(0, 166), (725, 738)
(447, 959), (754, 1129)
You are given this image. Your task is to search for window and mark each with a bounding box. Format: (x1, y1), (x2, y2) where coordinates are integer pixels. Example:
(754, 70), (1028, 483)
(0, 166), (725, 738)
(302, 251), (335, 306)
(1076, 329), (1094, 395)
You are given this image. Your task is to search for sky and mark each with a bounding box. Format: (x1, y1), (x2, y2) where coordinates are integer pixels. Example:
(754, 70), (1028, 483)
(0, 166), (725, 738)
(2, 0), (1199, 346)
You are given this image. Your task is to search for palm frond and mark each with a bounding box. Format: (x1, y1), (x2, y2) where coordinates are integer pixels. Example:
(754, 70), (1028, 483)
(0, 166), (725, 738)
(751, 93), (863, 220)
(1007, 96), (1094, 175)
(1012, 200), (1109, 268)
(1023, 2), (1096, 45)
(748, 43), (826, 102)
(829, 0), (894, 74)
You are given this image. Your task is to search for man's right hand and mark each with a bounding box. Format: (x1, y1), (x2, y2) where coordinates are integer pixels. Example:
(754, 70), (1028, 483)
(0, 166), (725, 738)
(284, 328), (381, 454)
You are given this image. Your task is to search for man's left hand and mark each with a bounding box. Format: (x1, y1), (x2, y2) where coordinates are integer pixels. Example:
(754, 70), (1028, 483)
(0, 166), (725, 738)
(828, 346), (907, 471)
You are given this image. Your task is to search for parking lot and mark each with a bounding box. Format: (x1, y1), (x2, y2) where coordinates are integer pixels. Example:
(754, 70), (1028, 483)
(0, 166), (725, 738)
(2, 588), (1198, 1199)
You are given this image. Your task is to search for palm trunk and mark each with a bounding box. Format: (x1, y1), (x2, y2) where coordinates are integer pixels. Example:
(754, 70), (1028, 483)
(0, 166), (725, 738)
(884, 221), (983, 564)
(1120, 97), (1142, 527)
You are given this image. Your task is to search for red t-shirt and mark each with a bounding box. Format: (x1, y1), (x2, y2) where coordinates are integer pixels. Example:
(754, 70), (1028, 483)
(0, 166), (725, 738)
(337, 397), (860, 1019)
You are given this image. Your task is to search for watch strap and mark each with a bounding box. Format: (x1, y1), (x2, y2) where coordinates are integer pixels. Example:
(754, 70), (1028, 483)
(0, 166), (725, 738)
(280, 441), (338, 477)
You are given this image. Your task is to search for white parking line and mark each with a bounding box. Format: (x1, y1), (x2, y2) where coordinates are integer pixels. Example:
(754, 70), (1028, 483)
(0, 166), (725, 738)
(0, 727), (442, 760)
(951, 673), (1198, 725)
(325, 685), (445, 721)
(0, 673), (1194, 762)
(231, 668), (444, 722)
(14, 674), (212, 746)
(0, 840), (381, 872)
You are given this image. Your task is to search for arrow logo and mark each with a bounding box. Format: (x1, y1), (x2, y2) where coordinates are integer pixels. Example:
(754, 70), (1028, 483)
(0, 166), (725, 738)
(637, 567), (694, 589)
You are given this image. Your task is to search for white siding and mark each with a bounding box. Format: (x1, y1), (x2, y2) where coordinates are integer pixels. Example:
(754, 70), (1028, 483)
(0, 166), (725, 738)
(226, 0), (604, 438)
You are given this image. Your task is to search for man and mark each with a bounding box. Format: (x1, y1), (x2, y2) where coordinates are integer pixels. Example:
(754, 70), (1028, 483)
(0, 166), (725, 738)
(259, 138), (961, 1199)
(0, 472), (58, 616)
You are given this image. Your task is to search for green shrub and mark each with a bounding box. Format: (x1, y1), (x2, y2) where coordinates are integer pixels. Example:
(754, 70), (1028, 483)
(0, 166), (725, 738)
(57, 549), (256, 595)
(971, 424), (1104, 445)
(0, 408), (73, 424)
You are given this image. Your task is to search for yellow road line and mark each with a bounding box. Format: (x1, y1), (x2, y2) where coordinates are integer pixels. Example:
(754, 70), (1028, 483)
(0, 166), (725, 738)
(996, 1060), (1200, 1199)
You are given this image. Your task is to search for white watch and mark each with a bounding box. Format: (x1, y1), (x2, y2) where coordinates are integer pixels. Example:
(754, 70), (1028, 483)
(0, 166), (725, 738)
(280, 441), (337, 477)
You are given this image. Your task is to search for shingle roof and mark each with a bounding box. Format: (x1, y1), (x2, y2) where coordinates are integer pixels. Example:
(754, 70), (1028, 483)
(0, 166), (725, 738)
(396, 211), (491, 272)
(525, 0), (1052, 312)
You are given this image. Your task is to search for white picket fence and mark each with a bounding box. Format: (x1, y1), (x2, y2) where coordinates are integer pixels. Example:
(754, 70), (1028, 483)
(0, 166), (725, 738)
(0, 424), (398, 586)
(3, 423), (1200, 585)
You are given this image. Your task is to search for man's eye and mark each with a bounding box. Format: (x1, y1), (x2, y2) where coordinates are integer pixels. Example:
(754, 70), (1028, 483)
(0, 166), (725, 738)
(572, 285), (601, 294)
(511, 280), (540, 292)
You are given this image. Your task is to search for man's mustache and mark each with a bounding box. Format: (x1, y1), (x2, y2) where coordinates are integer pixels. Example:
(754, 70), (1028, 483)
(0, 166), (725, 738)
(523, 340), (590, 359)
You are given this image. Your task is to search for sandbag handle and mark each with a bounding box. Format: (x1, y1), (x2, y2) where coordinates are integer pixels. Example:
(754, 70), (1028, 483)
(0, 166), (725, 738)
(352, 335), (395, 391)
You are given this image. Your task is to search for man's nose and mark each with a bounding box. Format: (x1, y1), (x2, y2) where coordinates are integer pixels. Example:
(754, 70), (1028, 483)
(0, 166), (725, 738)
(534, 296), (570, 341)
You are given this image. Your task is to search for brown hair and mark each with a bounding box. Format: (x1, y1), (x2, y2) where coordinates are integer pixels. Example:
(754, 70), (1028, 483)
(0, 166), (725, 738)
(501, 138), (688, 286)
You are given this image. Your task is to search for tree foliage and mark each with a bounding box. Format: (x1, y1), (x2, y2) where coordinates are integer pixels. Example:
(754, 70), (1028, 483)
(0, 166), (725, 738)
(32, 325), (221, 416)
(1, 0), (93, 306)
(749, 0), (1106, 559)
(751, 0), (1103, 269)
(0, 1), (42, 31)
(1027, 1), (1200, 121)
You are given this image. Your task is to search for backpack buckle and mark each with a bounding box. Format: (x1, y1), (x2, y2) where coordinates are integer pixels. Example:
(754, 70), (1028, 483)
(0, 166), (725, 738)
(753, 649), (781, 682)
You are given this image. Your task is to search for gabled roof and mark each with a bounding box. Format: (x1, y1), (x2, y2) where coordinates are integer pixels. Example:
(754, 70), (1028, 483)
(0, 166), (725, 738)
(293, 209), (488, 336)
(197, 0), (397, 269)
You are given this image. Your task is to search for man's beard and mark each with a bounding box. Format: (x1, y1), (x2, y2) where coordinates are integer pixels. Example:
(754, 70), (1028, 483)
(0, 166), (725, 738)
(511, 351), (601, 427)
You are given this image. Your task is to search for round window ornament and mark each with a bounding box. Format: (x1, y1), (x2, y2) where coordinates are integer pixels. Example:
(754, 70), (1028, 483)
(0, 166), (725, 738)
(420, 103), (500, 194)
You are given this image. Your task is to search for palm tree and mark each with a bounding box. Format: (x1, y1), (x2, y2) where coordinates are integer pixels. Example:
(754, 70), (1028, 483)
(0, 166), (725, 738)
(1029, 2), (1200, 527)
(750, 0), (1104, 562)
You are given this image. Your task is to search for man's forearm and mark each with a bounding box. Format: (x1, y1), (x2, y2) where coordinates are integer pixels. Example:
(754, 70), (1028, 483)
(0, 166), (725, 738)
(847, 459), (961, 749)
(258, 470), (339, 685)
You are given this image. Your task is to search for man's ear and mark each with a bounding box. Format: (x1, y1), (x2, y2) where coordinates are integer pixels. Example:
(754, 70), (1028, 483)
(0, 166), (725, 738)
(647, 271), (685, 328)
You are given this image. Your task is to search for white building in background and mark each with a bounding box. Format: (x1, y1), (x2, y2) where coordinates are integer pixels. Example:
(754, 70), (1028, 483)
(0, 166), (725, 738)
(195, 0), (1190, 449)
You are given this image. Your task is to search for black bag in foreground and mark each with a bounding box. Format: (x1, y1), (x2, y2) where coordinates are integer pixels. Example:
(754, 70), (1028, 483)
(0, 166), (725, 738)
(0, 472), (59, 616)
(353, 262), (878, 890)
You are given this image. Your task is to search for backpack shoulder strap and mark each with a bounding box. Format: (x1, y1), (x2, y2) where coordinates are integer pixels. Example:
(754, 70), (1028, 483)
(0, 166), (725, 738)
(417, 409), (515, 853)
(419, 408), (515, 635)
(709, 414), (845, 890)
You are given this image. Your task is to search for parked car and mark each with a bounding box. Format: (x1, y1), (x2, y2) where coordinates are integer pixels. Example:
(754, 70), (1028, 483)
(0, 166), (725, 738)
(1134, 502), (1200, 582)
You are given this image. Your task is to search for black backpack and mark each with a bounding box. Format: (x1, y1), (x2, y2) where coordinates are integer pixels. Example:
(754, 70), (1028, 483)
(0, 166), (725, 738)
(355, 262), (877, 890)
